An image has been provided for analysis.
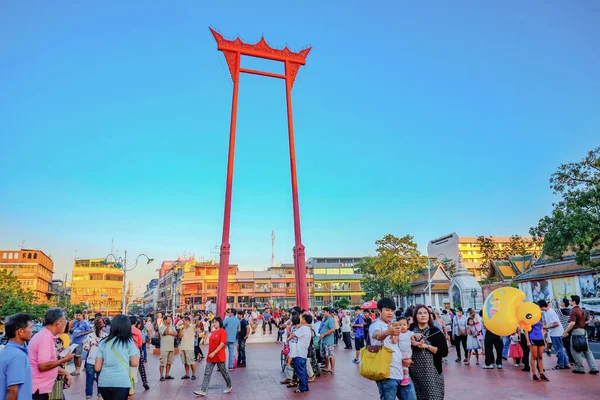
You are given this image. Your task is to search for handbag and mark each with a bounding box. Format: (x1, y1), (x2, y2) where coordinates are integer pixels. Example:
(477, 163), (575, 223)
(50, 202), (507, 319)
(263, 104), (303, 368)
(359, 345), (393, 381)
(111, 343), (136, 396)
(282, 343), (290, 356)
(572, 334), (588, 352)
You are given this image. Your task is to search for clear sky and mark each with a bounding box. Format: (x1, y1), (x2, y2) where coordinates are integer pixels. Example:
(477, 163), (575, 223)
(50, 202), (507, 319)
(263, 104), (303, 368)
(1, 1), (598, 296)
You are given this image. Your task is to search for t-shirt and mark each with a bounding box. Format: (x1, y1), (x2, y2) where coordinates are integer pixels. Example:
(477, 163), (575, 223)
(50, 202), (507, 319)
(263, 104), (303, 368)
(223, 316), (240, 343)
(28, 327), (58, 395)
(179, 324), (196, 351)
(369, 318), (389, 346)
(0, 341), (32, 400)
(71, 319), (91, 345)
(159, 324), (175, 351)
(83, 331), (108, 365)
(542, 308), (564, 337)
(312, 321), (322, 335)
(294, 325), (312, 359)
(529, 321), (544, 341)
(353, 314), (365, 339)
(319, 316), (336, 345)
(341, 315), (351, 333)
(569, 306), (587, 329)
(238, 318), (248, 339)
(384, 336), (404, 380)
(208, 328), (227, 363)
(398, 331), (414, 354)
(96, 338), (139, 388)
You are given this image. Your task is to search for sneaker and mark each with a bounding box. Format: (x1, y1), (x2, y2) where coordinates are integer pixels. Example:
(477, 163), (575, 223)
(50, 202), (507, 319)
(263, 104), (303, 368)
(223, 387), (232, 394)
(483, 365), (494, 369)
(166, 375), (174, 380)
(400, 377), (410, 386)
(496, 364), (503, 369)
(590, 370), (599, 375)
(181, 375), (190, 379)
(160, 377), (165, 382)
(540, 374), (549, 381)
(519, 363), (525, 367)
(191, 376), (197, 380)
(352, 359), (360, 364)
(193, 390), (207, 396)
(514, 364), (519, 367)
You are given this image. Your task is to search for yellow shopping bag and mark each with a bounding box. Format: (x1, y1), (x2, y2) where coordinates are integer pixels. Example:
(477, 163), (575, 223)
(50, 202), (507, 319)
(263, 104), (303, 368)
(359, 345), (392, 381)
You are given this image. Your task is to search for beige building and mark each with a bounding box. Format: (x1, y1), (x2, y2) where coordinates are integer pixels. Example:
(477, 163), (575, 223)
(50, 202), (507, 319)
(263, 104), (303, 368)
(0, 249), (54, 303)
(71, 258), (124, 316)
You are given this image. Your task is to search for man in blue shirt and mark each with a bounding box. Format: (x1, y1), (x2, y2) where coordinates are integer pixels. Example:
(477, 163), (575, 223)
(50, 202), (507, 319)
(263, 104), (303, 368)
(351, 306), (365, 364)
(223, 309), (240, 370)
(0, 313), (33, 400)
(69, 312), (91, 376)
(318, 307), (336, 374)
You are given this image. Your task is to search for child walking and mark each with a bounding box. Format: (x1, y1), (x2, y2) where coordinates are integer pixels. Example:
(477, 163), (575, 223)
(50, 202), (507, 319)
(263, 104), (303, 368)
(509, 328), (524, 367)
(465, 317), (481, 365)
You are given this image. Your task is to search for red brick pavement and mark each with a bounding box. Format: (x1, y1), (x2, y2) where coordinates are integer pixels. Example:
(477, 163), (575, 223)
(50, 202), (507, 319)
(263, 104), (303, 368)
(63, 344), (599, 399)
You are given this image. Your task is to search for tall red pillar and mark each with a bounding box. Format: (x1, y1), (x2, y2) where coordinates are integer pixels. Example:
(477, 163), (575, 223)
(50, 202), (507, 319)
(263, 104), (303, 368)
(211, 28), (311, 316)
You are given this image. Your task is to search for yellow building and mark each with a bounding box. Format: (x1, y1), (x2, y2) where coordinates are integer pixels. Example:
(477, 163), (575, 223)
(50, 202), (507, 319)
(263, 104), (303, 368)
(0, 249), (54, 303)
(71, 258), (124, 316)
(458, 236), (543, 273)
(308, 257), (365, 307)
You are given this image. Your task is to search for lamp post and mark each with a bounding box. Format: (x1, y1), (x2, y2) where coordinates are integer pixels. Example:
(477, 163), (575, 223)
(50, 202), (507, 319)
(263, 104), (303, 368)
(102, 251), (154, 314)
(471, 288), (478, 310)
(426, 260), (433, 308)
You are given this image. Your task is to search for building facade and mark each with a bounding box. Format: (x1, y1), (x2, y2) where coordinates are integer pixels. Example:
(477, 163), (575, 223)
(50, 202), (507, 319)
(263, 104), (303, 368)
(458, 236), (542, 274)
(71, 258), (124, 316)
(147, 256), (366, 313)
(308, 257), (364, 307)
(142, 278), (158, 314)
(0, 249), (54, 302)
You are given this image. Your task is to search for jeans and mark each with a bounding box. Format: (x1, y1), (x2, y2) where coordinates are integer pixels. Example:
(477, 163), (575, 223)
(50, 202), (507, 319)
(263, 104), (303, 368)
(141, 343), (147, 361)
(376, 378), (417, 400)
(293, 357), (309, 392)
(85, 363), (99, 398)
(550, 335), (569, 368)
(237, 337), (246, 364)
(226, 342), (236, 369)
(501, 336), (511, 358)
(571, 328), (599, 372)
(563, 335), (575, 364)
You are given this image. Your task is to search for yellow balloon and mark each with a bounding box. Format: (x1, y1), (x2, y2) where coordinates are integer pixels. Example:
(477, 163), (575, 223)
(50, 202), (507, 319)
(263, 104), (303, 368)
(482, 287), (541, 336)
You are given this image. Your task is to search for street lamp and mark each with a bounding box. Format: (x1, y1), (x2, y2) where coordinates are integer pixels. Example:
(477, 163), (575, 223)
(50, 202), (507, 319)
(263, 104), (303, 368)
(471, 288), (478, 310)
(102, 251), (154, 314)
(426, 260), (433, 308)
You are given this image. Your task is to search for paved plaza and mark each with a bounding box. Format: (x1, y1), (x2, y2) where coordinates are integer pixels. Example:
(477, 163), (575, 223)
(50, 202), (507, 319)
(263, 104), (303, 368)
(62, 340), (599, 400)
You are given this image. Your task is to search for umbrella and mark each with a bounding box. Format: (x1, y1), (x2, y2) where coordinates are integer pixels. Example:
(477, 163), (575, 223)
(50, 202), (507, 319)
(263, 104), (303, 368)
(361, 300), (378, 310)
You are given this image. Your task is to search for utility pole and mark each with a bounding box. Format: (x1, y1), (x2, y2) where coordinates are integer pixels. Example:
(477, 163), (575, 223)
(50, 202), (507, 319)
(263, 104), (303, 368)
(271, 230), (276, 269)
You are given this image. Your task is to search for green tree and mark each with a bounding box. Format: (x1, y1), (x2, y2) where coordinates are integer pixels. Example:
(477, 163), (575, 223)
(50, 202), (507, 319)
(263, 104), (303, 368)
(531, 147), (600, 267)
(0, 297), (31, 317)
(358, 234), (426, 300)
(334, 298), (350, 309)
(0, 270), (35, 307)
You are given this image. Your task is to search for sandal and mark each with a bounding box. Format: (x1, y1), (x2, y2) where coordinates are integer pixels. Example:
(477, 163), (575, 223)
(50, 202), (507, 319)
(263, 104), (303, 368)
(294, 389), (304, 393)
(287, 382), (298, 388)
(551, 365), (561, 370)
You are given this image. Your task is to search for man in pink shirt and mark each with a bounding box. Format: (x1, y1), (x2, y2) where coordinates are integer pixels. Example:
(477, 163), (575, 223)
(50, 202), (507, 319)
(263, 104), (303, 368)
(29, 308), (74, 400)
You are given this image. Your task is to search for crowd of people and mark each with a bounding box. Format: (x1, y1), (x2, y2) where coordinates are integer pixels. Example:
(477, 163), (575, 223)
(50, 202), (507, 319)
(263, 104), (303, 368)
(0, 294), (598, 399)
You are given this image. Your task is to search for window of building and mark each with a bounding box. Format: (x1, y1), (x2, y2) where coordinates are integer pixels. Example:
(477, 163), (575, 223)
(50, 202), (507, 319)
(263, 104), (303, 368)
(327, 269), (340, 275)
(313, 268), (327, 274)
(27, 253), (31, 259)
(339, 268), (353, 274)
(33, 253), (37, 259)
(8, 253), (12, 259)
(314, 283), (323, 291)
(226, 296), (234, 303)
(2, 253), (6, 259)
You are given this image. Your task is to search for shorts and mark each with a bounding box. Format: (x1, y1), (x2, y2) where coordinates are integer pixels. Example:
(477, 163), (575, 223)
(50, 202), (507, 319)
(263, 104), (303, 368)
(160, 350), (174, 366)
(74, 343), (83, 357)
(180, 350), (195, 365)
(531, 339), (545, 347)
(320, 343), (334, 359)
(354, 337), (365, 351)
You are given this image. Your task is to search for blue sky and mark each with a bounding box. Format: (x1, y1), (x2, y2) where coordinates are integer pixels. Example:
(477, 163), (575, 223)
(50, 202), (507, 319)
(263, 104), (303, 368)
(1, 1), (598, 295)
